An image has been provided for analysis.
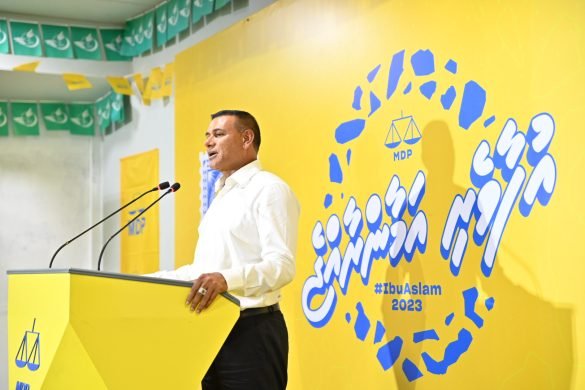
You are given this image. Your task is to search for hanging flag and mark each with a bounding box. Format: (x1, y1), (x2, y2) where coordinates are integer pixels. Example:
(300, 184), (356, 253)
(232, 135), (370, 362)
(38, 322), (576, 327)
(111, 93), (125, 124)
(0, 101), (8, 136)
(121, 17), (138, 57)
(132, 73), (151, 105)
(40, 102), (70, 131)
(106, 76), (133, 95)
(68, 103), (95, 135)
(140, 11), (155, 54)
(96, 93), (112, 133)
(155, 3), (168, 48)
(13, 61), (40, 72)
(215, 0), (231, 11)
(0, 19), (10, 54)
(100, 28), (129, 61)
(63, 73), (93, 90)
(10, 21), (42, 57)
(12, 102), (40, 136)
(120, 149), (160, 274)
(144, 67), (163, 100)
(71, 27), (102, 60)
(41, 24), (74, 59)
(192, 0), (214, 24)
(167, 0), (190, 39)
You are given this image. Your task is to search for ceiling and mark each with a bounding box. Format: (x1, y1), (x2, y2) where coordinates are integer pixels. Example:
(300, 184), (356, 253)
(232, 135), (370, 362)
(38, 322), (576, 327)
(0, 0), (162, 25)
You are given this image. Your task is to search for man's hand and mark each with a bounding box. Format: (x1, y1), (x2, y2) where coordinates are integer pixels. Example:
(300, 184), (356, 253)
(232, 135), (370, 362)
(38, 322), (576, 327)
(186, 272), (228, 313)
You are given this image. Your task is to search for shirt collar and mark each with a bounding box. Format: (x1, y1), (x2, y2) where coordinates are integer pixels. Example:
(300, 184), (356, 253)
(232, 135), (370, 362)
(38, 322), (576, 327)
(216, 159), (262, 191)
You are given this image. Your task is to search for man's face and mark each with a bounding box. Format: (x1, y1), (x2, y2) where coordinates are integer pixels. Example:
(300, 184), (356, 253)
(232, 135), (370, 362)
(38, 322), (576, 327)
(204, 115), (248, 173)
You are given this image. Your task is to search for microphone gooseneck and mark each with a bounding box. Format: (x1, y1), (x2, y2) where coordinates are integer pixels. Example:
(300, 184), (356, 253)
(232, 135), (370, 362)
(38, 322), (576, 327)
(97, 182), (180, 271)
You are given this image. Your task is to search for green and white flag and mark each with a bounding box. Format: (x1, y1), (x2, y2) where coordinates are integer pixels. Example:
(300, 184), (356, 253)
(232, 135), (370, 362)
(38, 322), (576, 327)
(215, 0), (230, 11)
(155, 3), (168, 48)
(0, 19), (10, 54)
(100, 28), (129, 61)
(167, 0), (190, 40)
(69, 103), (95, 135)
(96, 93), (112, 132)
(121, 17), (139, 57)
(10, 22), (42, 57)
(71, 27), (102, 60)
(139, 11), (154, 54)
(192, 0), (214, 24)
(12, 102), (40, 136)
(41, 24), (74, 59)
(110, 93), (125, 124)
(0, 101), (8, 136)
(40, 102), (70, 130)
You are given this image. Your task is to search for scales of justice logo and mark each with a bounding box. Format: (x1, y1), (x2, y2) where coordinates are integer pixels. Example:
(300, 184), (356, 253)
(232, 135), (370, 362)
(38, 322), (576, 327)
(301, 48), (557, 382)
(15, 319), (41, 372)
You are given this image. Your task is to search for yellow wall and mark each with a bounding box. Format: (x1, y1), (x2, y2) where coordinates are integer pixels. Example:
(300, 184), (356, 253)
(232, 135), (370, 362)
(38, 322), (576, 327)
(175, 0), (585, 388)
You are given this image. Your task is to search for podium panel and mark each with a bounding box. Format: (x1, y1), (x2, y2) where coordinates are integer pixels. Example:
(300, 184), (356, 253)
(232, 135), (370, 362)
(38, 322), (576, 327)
(8, 269), (240, 389)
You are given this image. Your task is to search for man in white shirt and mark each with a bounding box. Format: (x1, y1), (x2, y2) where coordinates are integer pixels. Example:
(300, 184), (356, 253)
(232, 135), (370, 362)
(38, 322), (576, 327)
(151, 110), (300, 389)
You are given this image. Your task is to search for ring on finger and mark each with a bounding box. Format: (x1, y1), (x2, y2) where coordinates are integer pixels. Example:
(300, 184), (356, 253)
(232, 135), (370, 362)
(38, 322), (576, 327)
(198, 286), (208, 296)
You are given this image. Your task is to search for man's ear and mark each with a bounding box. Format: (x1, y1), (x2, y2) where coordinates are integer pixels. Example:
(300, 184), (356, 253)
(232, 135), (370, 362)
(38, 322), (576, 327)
(242, 129), (255, 149)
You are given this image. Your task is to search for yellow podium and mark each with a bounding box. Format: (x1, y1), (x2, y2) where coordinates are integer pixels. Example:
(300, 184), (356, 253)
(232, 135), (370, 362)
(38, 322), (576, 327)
(7, 269), (240, 389)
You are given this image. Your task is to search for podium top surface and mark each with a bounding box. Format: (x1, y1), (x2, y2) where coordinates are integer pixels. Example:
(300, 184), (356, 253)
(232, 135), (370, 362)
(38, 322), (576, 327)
(7, 268), (240, 306)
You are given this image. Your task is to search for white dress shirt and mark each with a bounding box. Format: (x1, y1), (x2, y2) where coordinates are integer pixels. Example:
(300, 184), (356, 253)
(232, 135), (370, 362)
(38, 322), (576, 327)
(151, 160), (300, 309)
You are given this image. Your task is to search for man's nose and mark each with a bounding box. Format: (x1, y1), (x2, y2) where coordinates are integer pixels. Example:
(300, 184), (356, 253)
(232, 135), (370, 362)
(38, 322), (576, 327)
(204, 136), (213, 148)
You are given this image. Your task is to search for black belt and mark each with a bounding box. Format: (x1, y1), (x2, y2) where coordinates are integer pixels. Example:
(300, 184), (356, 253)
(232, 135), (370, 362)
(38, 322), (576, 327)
(240, 303), (280, 318)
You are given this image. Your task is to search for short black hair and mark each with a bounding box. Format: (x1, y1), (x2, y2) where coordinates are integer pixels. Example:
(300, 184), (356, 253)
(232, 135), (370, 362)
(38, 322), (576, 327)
(211, 110), (261, 151)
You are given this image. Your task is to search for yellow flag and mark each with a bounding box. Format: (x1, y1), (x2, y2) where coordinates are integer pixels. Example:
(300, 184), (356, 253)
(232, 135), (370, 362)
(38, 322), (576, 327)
(161, 62), (174, 97)
(144, 67), (163, 100)
(120, 149), (160, 274)
(62, 73), (93, 90)
(132, 73), (151, 105)
(106, 76), (134, 95)
(13, 61), (41, 72)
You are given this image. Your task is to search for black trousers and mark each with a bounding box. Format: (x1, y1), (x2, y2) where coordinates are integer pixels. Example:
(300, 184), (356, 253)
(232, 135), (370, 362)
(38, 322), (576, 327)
(202, 310), (288, 390)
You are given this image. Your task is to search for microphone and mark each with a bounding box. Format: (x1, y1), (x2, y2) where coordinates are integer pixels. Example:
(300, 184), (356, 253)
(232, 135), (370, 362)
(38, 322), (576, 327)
(49, 181), (170, 268)
(97, 182), (180, 271)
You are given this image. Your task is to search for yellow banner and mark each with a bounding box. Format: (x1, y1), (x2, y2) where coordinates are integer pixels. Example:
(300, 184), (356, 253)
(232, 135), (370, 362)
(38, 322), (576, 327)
(62, 73), (92, 90)
(175, 0), (584, 389)
(120, 149), (159, 274)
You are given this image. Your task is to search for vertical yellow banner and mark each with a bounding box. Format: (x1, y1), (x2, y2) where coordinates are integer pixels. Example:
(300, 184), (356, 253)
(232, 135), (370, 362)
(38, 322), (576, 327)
(120, 149), (160, 274)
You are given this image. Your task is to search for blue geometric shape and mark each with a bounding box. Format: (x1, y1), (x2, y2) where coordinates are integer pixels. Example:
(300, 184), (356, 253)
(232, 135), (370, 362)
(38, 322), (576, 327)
(352, 86), (363, 110)
(368, 64), (381, 83)
(483, 115), (496, 128)
(376, 336), (403, 371)
(420, 81), (437, 100)
(445, 312), (454, 326)
(485, 297), (495, 311)
(458, 81), (486, 130)
(354, 302), (371, 341)
(441, 86), (456, 110)
(403, 82), (412, 94)
(403, 359), (424, 382)
(411, 49), (435, 76)
(445, 59), (458, 74)
(422, 328), (473, 375)
(345, 312), (351, 323)
(463, 287), (484, 328)
(324, 194), (333, 209)
(413, 329), (440, 343)
(369, 91), (382, 116)
(387, 50), (405, 99)
(374, 321), (385, 344)
(346, 149), (352, 165)
(329, 153), (343, 183)
(335, 119), (366, 144)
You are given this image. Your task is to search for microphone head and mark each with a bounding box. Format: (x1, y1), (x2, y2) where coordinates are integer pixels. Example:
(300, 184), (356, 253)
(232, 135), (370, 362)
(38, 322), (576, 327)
(158, 181), (170, 190)
(170, 182), (181, 192)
